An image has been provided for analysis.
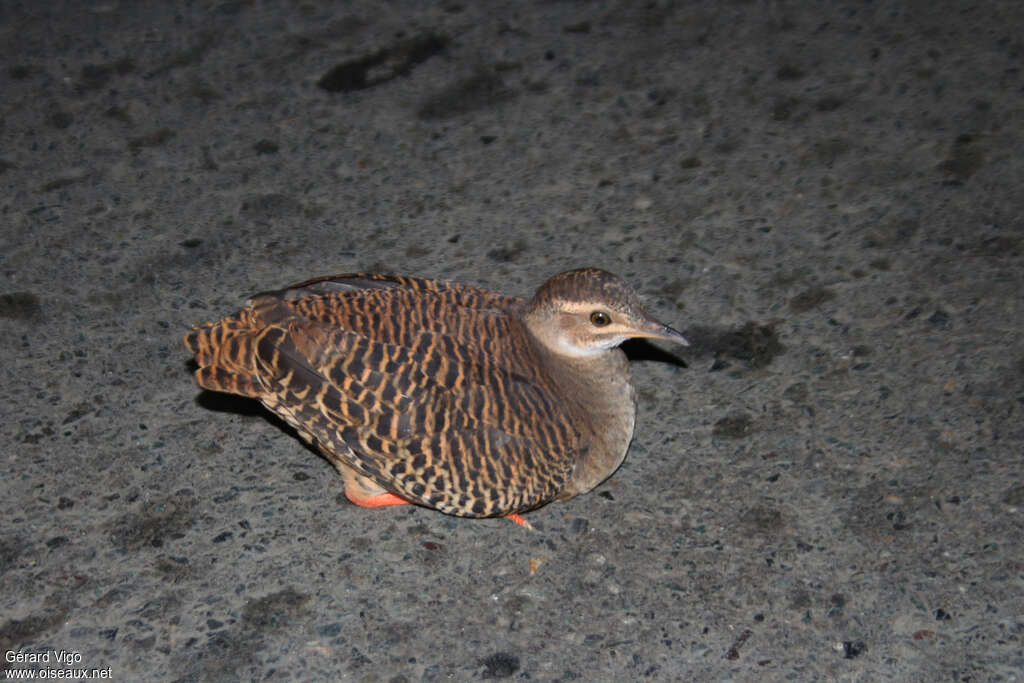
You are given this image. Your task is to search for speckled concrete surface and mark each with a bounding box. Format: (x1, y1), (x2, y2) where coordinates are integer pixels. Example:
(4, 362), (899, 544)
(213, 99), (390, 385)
(2, 1), (1022, 680)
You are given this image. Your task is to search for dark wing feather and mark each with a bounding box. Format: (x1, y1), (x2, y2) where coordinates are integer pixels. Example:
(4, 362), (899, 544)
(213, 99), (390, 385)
(252, 273), (519, 308)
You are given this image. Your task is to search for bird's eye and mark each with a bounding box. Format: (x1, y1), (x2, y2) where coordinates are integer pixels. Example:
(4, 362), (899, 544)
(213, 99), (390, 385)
(590, 311), (611, 327)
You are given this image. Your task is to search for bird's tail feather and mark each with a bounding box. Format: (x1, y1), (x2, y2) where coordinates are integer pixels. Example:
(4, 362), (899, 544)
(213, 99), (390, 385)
(184, 312), (265, 398)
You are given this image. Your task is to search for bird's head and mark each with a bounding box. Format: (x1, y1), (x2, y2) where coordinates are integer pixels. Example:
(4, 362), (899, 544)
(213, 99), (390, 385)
(524, 268), (689, 358)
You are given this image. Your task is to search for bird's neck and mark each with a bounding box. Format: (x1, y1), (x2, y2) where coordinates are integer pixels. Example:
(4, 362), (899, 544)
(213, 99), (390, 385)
(548, 348), (637, 497)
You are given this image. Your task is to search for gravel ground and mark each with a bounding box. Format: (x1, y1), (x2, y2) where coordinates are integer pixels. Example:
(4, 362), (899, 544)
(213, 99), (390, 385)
(2, 1), (1022, 680)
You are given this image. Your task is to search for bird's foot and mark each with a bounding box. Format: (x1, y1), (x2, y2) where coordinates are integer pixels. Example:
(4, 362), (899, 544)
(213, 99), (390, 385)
(345, 489), (411, 508)
(506, 513), (533, 530)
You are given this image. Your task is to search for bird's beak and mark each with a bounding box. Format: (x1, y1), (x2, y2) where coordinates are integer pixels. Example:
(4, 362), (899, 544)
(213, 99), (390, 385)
(633, 317), (690, 346)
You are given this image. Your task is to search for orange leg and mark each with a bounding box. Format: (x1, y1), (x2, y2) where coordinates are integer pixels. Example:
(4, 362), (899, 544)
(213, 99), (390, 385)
(506, 513), (533, 530)
(345, 488), (412, 508)
(340, 466), (411, 508)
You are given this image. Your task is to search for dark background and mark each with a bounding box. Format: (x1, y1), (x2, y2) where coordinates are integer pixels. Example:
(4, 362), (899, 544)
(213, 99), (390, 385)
(2, 1), (1022, 679)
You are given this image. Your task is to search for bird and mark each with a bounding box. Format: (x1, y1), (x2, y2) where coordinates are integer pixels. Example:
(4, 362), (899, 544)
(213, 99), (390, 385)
(184, 268), (688, 526)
